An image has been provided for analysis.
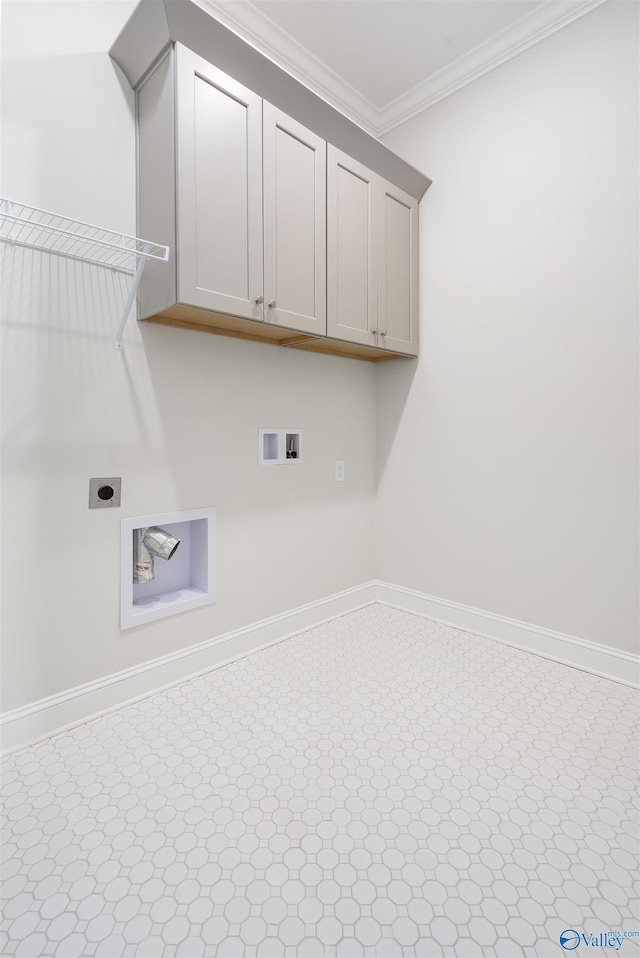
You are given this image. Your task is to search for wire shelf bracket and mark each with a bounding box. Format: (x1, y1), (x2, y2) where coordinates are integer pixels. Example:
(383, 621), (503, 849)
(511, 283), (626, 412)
(0, 198), (169, 349)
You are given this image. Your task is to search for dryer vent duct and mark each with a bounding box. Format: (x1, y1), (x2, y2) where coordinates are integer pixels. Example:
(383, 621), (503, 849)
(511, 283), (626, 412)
(133, 526), (180, 583)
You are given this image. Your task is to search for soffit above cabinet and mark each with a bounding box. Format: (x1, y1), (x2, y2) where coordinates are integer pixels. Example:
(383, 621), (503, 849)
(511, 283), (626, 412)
(109, 0), (431, 201)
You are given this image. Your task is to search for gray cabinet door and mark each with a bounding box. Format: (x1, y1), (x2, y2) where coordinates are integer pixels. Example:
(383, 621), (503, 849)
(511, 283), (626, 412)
(263, 102), (326, 336)
(378, 178), (419, 356)
(327, 146), (378, 348)
(176, 44), (264, 322)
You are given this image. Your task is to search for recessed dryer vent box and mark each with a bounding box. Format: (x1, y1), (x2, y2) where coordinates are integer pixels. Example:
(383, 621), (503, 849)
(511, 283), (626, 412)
(258, 428), (302, 465)
(120, 507), (216, 630)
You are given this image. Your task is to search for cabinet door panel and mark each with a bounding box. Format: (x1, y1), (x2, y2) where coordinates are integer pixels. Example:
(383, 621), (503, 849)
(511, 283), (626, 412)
(327, 146), (377, 347)
(378, 179), (418, 355)
(176, 45), (264, 322)
(194, 77), (249, 299)
(263, 102), (326, 336)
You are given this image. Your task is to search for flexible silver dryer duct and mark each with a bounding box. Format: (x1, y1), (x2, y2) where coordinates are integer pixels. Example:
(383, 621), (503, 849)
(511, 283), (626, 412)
(133, 526), (180, 583)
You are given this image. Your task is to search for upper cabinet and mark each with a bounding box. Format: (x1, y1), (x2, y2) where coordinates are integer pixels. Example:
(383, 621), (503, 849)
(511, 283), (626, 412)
(138, 45), (327, 344)
(378, 179), (419, 357)
(176, 48), (264, 323)
(327, 147), (378, 349)
(263, 103), (326, 337)
(327, 148), (418, 357)
(116, 2), (431, 361)
(174, 48), (326, 336)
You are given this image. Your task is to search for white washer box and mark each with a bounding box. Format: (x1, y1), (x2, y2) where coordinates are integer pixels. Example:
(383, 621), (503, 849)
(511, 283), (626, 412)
(121, 508), (216, 630)
(258, 428), (302, 464)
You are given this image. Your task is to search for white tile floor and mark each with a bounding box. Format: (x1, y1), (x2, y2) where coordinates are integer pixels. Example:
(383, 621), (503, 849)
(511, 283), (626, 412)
(1, 604), (638, 958)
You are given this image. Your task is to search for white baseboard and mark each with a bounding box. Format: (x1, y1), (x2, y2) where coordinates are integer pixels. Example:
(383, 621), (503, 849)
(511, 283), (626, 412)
(3, 579), (636, 755)
(375, 580), (640, 690)
(0, 582), (377, 756)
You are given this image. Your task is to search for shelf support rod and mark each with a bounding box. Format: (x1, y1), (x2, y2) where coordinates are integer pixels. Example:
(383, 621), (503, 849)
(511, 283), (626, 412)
(115, 243), (150, 350)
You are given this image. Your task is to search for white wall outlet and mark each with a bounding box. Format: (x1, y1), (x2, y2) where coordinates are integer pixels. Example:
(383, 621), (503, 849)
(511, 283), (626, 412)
(335, 460), (345, 482)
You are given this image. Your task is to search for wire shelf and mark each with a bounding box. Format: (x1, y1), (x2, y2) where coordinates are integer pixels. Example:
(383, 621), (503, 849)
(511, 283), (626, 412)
(0, 198), (169, 348)
(0, 198), (168, 272)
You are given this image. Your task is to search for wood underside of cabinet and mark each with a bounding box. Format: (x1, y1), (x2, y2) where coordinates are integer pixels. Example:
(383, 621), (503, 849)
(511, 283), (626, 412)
(283, 338), (400, 362)
(142, 305), (407, 361)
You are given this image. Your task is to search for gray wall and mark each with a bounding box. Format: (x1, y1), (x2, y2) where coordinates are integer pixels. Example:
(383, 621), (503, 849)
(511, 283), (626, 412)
(0, 1), (377, 710)
(377, 0), (639, 652)
(1, 0), (637, 717)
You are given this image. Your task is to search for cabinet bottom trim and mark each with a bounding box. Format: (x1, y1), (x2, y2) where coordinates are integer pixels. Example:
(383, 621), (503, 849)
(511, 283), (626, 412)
(142, 305), (409, 361)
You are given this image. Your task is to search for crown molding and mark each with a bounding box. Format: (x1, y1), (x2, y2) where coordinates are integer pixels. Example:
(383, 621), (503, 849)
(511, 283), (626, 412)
(375, 0), (609, 135)
(197, 0), (608, 138)
(196, 0), (380, 135)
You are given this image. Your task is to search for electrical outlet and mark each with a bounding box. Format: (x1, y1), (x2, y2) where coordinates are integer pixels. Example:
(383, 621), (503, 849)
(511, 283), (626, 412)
(89, 477), (121, 508)
(335, 460), (345, 482)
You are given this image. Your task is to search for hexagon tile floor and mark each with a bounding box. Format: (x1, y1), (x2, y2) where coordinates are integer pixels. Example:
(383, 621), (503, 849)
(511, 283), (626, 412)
(1, 604), (639, 958)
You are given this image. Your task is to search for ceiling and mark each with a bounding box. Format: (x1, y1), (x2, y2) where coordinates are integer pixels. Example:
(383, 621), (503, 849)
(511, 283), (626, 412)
(199, 0), (606, 136)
